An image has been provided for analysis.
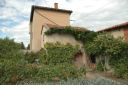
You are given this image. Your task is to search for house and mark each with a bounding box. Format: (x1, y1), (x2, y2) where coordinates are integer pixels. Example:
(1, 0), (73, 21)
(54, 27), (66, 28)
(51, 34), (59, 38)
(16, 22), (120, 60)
(29, 3), (72, 52)
(98, 22), (128, 42)
(29, 3), (89, 67)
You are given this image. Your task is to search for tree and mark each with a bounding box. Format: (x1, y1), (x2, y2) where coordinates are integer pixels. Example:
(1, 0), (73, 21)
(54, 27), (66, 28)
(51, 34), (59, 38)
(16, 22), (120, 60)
(27, 44), (30, 50)
(85, 33), (123, 71)
(21, 42), (25, 49)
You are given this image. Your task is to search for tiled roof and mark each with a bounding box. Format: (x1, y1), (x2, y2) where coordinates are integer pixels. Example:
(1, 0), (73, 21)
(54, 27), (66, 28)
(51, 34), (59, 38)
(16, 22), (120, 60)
(98, 22), (128, 32)
(30, 5), (72, 22)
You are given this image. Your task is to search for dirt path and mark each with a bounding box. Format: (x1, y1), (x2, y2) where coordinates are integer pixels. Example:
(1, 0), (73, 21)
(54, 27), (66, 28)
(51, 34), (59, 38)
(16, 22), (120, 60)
(86, 72), (99, 79)
(86, 71), (127, 83)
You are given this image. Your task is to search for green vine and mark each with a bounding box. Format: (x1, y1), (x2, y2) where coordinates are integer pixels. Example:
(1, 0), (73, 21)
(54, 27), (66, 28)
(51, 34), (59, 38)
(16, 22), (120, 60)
(45, 26), (97, 43)
(39, 42), (79, 65)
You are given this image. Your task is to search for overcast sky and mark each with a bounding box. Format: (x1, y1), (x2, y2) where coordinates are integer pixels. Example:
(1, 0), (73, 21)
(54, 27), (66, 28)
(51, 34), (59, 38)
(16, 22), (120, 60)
(0, 0), (128, 46)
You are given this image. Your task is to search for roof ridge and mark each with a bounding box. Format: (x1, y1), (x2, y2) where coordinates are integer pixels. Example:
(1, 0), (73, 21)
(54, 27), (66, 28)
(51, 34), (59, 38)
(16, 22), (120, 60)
(32, 5), (72, 12)
(98, 22), (128, 32)
(30, 5), (72, 22)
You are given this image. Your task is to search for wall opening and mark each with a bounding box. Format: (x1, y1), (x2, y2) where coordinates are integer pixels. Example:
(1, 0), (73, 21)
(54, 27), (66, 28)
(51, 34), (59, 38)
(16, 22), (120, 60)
(74, 50), (84, 67)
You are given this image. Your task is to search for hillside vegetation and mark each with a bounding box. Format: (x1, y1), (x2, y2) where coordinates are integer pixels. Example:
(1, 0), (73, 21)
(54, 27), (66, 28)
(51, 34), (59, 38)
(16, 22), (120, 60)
(0, 31), (128, 84)
(0, 38), (85, 84)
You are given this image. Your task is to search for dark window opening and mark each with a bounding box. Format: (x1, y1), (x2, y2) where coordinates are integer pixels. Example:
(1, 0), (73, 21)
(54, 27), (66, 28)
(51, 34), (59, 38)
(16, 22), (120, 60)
(90, 54), (96, 64)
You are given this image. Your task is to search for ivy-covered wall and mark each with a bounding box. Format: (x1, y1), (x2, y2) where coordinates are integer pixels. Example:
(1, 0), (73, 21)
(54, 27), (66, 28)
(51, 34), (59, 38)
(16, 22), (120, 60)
(43, 26), (98, 68)
(39, 42), (79, 65)
(44, 26), (97, 43)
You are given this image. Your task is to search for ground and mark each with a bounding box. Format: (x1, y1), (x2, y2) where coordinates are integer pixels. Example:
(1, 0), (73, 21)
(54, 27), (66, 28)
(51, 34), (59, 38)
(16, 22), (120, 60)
(86, 71), (127, 83)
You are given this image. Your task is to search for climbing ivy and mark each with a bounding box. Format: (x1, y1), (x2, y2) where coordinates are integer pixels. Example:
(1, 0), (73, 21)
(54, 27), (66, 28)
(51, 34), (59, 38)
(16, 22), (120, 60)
(39, 42), (79, 65)
(45, 26), (98, 43)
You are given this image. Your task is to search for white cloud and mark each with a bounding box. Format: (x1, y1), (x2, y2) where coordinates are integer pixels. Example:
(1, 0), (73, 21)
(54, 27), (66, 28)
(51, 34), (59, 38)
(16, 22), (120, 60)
(69, 0), (128, 31)
(0, 0), (128, 45)
(0, 21), (29, 46)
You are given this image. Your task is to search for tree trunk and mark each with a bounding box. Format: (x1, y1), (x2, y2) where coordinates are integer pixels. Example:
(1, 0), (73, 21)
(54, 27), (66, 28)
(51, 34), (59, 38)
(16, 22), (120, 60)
(105, 56), (111, 70)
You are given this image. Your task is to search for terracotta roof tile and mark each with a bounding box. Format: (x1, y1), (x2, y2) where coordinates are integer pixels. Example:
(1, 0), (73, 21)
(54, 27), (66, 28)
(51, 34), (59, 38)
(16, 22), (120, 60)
(98, 22), (128, 32)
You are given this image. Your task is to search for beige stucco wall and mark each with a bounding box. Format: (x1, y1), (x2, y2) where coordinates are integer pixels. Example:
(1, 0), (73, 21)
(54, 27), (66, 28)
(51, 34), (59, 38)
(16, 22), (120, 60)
(41, 26), (83, 48)
(30, 9), (71, 52)
(109, 29), (124, 39)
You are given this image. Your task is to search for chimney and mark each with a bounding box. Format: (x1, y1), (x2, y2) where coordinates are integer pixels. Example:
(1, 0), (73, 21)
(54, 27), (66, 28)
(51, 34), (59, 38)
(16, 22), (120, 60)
(54, 3), (58, 9)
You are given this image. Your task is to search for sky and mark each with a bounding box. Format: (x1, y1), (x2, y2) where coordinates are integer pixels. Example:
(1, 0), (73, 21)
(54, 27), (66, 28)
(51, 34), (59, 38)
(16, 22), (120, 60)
(0, 0), (128, 46)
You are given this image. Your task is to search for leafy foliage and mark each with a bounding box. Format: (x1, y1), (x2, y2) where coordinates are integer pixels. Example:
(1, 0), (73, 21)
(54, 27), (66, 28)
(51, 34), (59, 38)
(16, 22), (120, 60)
(21, 42), (25, 49)
(36, 64), (86, 81)
(85, 33), (128, 79)
(23, 43), (86, 82)
(85, 33), (122, 56)
(96, 61), (105, 72)
(110, 42), (128, 79)
(25, 52), (38, 63)
(45, 26), (97, 43)
(42, 43), (78, 65)
(0, 39), (86, 84)
(37, 43), (79, 65)
(0, 38), (26, 84)
(27, 44), (30, 50)
(0, 37), (21, 54)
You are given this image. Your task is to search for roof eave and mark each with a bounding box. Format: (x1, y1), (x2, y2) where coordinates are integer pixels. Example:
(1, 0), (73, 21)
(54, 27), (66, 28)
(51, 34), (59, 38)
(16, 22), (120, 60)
(30, 5), (72, 22)
(98, 22), (128, 32)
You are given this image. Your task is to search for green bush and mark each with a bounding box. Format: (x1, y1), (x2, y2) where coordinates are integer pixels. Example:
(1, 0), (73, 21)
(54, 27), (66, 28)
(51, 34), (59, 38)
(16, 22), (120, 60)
(0, 38), (26, 84)
(0, 38), (86, 84)
(0, 62), (24, 84)
(0, 37), (21, 58)
(36, 64), (86, 81)
(25, 43), (78, 65)
(85, 33), (128, 79)
(85, 33), (122, 56)
(0, 50), (26, 84)
(96, 61), (105, 72)
(41, 43), (79, 65)
(24, 52), (38, 63)
(18, 42), (85, 82)
(110, 42), (128, 79)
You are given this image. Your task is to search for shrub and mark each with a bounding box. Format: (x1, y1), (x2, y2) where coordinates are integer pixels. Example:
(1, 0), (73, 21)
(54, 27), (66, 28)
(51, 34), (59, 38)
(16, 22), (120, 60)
(40, 43), (79, 65)
(96, 61), (105, 72)
(0, 38), (26, 84)
(85, 33), (124, 70)
(85, 33), (122, 56)
(0, 51), (26, 84)
(23, 43), (85, 81)
(110, 42), (128, 79)
(0, 38), (86, 84)
(36, 64), (86, 81)
(85, 33), (128, 79)
(0, 37), (21, 58)
(24, 52), (38, 63)
(21, 42), (25, 49)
